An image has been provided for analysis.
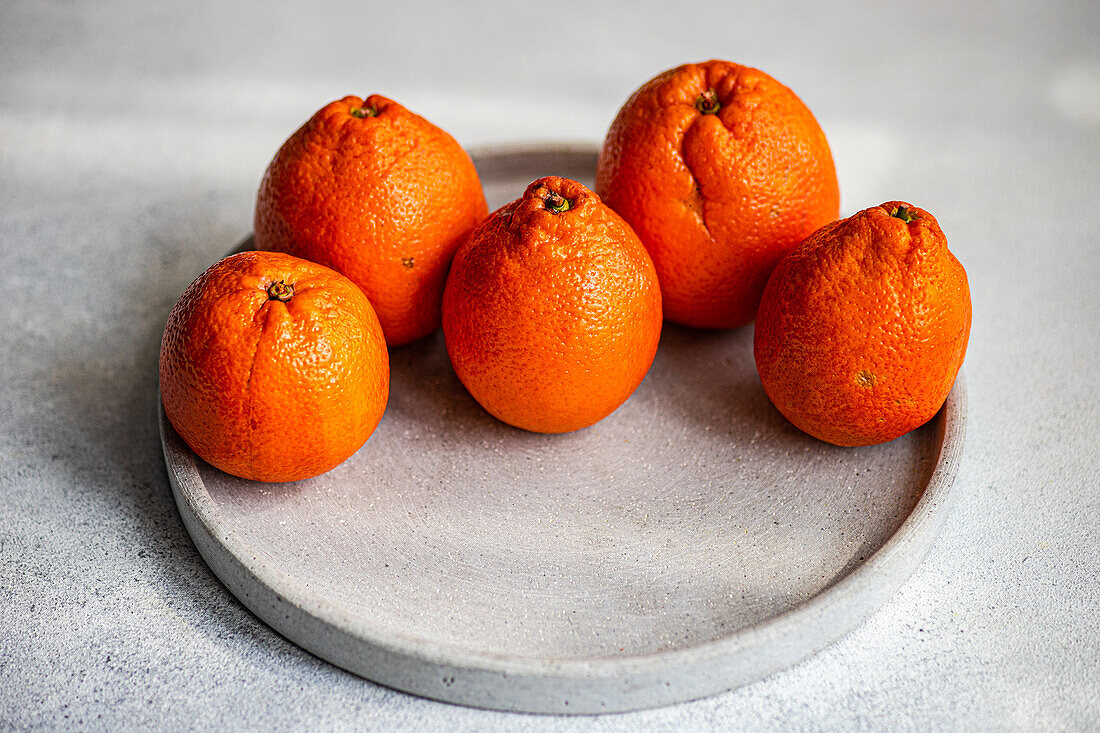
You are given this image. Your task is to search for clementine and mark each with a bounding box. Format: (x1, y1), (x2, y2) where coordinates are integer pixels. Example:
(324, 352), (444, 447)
(441, 176), (663, 434)
(159, 251), (389, 482)
(753, 202), (970, 447)
(254, 94), (488, 346)
(596, 59), (840, 329)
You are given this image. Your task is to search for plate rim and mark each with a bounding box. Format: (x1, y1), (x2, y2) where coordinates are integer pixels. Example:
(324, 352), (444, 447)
(160, 142), (968, 711)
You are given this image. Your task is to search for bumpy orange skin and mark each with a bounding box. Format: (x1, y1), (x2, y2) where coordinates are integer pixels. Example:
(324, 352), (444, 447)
(596, 60), (840, 329)
(159, 251), (390, 482)
(442, 176), (663, 434)
(254, 95), (488, 346)
(753, 202), (971, 447)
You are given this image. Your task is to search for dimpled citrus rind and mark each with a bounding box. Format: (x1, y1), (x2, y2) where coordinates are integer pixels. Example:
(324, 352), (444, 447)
(597, 60), (840, 329)
(254, 95), (488, 346)
(159, 251), (390, 481)
(753, 202), (970, 447)
(442, 176), (663, 434)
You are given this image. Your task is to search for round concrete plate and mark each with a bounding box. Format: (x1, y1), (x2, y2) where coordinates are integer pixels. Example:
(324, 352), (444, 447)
(160, 144), (967, 714)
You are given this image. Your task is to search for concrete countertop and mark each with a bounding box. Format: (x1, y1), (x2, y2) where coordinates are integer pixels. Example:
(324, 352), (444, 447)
(2, 1), (1097, 729)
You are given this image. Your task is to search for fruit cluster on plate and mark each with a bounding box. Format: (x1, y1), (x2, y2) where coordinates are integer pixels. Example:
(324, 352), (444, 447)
(159, 59), (970, 483)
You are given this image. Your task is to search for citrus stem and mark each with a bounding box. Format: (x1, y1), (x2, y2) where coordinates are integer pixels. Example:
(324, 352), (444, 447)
(544, 192), (572, 213)
(695, 89), (721, 115)
(267, 280), (294, 301)
(350, 105), (378, 118)
(890, 206), (918, 223)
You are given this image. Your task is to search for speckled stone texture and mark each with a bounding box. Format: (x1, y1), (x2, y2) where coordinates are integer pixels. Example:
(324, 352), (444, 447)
(2, 1), (1098, 730)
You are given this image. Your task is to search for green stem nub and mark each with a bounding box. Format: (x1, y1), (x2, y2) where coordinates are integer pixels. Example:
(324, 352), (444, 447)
(544, 192), (572, 213)
(695, 89), (721, 115)
(890, 206), (918, 223)
(350, 105), (378, 118)
(267, 280), (294, 302)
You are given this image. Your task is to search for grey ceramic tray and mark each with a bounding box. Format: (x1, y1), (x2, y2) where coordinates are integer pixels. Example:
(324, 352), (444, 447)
(160, 143), (967, 714)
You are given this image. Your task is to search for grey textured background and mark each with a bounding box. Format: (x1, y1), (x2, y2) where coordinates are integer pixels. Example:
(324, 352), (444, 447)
(2, 0), (1098, 730)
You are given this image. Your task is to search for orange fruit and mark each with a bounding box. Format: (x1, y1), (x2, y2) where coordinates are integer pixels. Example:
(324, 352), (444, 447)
(753, 202), (971, 447)
(159, 251), (389, 482)
(596, 59), (840, 329)
(441, 176), (663, 434)
(254, 94), (488, 346)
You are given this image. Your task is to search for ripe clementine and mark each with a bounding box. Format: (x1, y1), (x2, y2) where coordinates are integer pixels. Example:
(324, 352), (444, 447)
(441, 176), (663, 434)
(254, 94), (488, 346)
(159, 251), (390, 482)
(753, 202), (970, 447)
(596, 59), (840, 330)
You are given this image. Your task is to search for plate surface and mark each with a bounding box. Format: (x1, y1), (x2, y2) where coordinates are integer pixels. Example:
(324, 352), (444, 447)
(160, 144), (967, 714)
